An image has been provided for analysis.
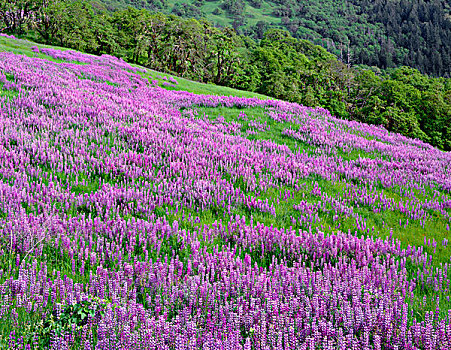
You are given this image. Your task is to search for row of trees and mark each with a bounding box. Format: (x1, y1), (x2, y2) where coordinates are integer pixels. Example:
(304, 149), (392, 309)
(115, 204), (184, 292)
(1, 0), (450, 150)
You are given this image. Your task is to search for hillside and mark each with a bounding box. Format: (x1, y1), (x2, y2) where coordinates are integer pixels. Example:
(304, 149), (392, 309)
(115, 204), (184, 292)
(96, 0), (451, 77)
(1, 35), (451, 349)
(2, 1), (451, 151)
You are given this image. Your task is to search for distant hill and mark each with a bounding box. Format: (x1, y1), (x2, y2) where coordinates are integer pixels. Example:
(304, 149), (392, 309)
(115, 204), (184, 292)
(95, 0), (451, 77)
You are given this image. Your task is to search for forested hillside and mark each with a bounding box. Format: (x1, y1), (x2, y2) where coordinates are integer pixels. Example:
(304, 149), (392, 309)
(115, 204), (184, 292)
(1, 1), (450, 151)
(94, 0), (451, 77)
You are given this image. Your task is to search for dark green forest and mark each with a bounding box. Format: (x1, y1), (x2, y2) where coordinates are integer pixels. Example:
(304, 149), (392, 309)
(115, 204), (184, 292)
(1, 0), (451, 150)
(92, 0), (451, 77)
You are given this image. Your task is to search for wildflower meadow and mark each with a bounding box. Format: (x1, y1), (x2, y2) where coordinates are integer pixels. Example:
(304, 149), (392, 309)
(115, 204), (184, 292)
(0, 37), (450, 349)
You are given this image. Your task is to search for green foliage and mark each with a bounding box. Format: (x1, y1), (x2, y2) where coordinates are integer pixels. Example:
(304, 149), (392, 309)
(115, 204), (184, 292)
(37, 297), (108, 347)
(220, 0), (245, 16)
(171, 2), (204, 18)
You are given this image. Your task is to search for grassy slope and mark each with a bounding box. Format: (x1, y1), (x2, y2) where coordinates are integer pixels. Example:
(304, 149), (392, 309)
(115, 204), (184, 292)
(1, 36), (450, 324)
(1, 35), (449, 266)
(192, 0), (281, 28)
(145, 69), (271, 98)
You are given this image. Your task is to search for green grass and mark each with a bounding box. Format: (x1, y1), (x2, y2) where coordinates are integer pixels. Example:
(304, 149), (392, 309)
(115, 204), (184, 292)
(0, 35), (89, 63)
(145, 69), (271, 98)
(0, 85), (18, 99)
(203, 1), (280, 26)
(0, 72), (19, 99)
